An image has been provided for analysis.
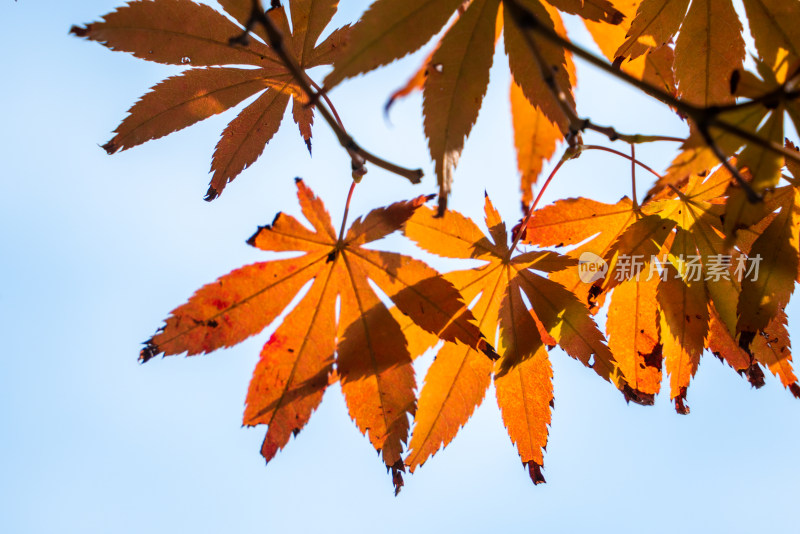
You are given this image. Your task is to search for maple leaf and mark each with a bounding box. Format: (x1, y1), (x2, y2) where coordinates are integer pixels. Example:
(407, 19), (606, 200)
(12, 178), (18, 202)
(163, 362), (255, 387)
(655, 3), (800, 227)
(583, 0), (677, 98)
(402, 194), (618, 482)
(510, 78), (564, 208)
(325, 0), (599, 212)
(71, 0), (350, 200)
(737, 188), (800, 339)
(382, 7), (565, 207)
(140, 179), (494, 493)
(525, 165), (800, 409)
(614, 0), (745, 107)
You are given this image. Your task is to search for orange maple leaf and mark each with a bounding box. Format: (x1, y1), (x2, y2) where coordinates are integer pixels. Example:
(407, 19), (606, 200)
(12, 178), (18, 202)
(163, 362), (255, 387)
(70, 0), (350, 200)
(403, 194), (618, 483)
(525, 165), (800, 408)
(140, 179), (494, 493)
(325, 0), (601, 211)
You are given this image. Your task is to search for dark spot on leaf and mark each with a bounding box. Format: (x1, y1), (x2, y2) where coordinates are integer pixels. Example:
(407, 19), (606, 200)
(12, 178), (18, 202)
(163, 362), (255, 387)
(738, 330), (756, 351)
(587, 284), (603, 308)
(730, 69), (740, 94)
(607, 9), (624, 25)
(643, 345), (663, 369)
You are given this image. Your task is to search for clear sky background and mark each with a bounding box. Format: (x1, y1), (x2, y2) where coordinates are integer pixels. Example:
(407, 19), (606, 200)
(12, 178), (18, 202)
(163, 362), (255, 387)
(2, 1), (799, 533)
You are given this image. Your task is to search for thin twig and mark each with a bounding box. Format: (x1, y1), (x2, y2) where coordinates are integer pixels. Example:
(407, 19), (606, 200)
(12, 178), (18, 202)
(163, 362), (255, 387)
(583, 121), (684, 144)
(630, 144), (638, 210)
(309, 78), (346, 131)
(235, 1), (423, 184)
(509, 149), (571, 255)
(698, 125), (760, 202)
(503, 0), (800, 183)
(503, 0), (581, 140)
(582, 144), (664, 183)
(338, 180), (357, 243)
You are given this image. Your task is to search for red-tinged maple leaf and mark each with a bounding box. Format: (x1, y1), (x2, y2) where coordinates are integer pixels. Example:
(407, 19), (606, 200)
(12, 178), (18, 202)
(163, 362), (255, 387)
(71, 0), (350, 200)
(402, 194), (619, 483)
(325, 0), (605, 212)
(140, 179), (494, 493)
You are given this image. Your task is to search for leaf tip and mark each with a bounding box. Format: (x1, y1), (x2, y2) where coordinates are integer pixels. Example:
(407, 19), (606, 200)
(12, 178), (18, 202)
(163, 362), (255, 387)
(479, 339), (499, 361)
(621, 383), (655, 406)
(526, 462), (546, 485)
(744, 363), (765, 389)
(673, 388), (690, 415)
(435, 196), (448, 218)
(101, 140), (118, 155)
(69, 24), (90, 38)
(204, 186), (219, 202)
(389, 460), (405, 496)
(139, 339), (160, 363)
(247, 214), (281, 246)
(607, 10), (624, 26)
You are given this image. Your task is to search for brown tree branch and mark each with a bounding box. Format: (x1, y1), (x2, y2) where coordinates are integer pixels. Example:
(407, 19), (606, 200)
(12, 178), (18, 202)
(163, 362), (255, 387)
(503, 0), (800, 199)
(233, 1), (423, 184)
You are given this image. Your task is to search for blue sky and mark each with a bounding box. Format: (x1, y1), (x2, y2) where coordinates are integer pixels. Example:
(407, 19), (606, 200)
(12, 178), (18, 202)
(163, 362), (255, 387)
(2, 1), (799, 532)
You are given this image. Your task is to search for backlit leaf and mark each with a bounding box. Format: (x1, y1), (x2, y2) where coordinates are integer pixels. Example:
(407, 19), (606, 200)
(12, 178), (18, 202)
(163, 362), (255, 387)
(142, 180), (487, 492)
(73, 0), (349, 199)
(405, 195), (616, 480)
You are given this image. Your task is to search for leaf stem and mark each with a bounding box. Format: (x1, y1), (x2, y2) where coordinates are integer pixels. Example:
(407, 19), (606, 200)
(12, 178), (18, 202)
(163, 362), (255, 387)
(338, 180), (357, 243)
(630, 144), (638, 210)
(309, 78), (346, 131)
(581, 144), (664, 183)
(509, 151), (569, 254)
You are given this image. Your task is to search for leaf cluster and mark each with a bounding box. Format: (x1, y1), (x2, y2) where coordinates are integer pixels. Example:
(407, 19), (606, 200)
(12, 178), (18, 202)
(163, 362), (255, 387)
(71, 0), (800, 491)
